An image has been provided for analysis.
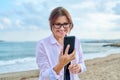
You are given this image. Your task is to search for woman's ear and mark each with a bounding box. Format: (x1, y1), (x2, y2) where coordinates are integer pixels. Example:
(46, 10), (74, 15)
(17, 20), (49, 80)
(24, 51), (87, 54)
(51, 26), (54, 32)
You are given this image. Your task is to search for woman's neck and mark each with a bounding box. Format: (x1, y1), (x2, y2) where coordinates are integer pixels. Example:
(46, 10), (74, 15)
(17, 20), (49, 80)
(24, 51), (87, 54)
(54, 36), (64, 46)
(57, 38), (63, 45)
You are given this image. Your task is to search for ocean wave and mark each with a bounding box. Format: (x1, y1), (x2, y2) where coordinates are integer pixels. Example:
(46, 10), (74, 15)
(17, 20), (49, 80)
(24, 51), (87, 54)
(0, 57), (36, 66)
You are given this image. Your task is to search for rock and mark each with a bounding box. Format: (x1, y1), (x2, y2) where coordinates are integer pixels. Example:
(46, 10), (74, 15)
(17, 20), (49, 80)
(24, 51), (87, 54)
(103, 42), (120, 47)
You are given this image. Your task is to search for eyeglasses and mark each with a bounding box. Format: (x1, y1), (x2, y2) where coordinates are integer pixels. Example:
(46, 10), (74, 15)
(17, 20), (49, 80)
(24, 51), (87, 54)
(53, 23), (70, 29)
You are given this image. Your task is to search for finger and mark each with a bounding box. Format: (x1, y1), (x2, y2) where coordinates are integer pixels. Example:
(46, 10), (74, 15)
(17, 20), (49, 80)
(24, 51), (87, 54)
(68, 64), (73, 70)
(70, 49), (76, 60)
(70, 65), (78, 74)
(69, 64), (77, 72)
(70, 69), (77, 74)
(70, 55), (75, 61)
(59, 49), (63, 56)
(75, 65), (79, 71)
(72, 64), (81, 73)
(70, 64), (77, 70)
(72, 68), (80, 74)
(65, 44), (70, 55)
(70, 49), (76, 57)
(71, 64), (77, 69)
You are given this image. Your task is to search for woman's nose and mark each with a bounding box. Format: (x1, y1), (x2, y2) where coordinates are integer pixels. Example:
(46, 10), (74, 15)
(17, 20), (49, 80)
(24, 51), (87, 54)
(59, 25), (64, 30)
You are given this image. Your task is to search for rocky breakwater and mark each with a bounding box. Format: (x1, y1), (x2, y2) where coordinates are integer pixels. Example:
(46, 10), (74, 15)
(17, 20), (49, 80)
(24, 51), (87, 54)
(103, 42), (120, 47)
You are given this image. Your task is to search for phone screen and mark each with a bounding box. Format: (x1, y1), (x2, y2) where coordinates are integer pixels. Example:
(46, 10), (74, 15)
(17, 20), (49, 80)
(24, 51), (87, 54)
(63, 36), (75, 54)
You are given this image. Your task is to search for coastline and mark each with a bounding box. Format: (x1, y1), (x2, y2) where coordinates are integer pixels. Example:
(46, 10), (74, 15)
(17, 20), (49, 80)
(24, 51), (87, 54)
(0, 53), (120, 80)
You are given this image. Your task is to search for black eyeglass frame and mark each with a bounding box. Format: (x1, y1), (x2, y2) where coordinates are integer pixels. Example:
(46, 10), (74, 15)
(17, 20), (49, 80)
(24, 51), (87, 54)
(53, 23), (71, 29)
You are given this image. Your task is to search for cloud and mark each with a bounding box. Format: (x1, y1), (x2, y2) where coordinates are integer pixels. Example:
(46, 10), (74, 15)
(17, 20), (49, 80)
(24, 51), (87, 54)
(112, 3), (120, 15)
(0, 28), (51, 41)
(15, 19), (23, 27)
(0, 17), (12, 30)
(2, 17), (12, 26)
(71, 1), (97, 10)
(75, 13), (120, 31)
(12, 0), (52, 30)
(0, 0), (120, 40)
(105, 0), (120, 13)
(0, 23), (4, 30)
(29, 25), (40, 30)
(86, 13), (120, 30)
(111, 18), (120, 31)
(71, 0), (120, 33)
(15, 19), (26, 29)
(71, 12), (120, 39)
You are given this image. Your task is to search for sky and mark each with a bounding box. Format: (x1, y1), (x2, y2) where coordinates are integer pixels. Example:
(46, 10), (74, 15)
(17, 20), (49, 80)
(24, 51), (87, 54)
(0, 0), (120, 41)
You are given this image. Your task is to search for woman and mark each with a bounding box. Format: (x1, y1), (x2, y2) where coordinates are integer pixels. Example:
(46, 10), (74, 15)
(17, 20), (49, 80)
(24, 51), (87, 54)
(36, 6), (86, 80)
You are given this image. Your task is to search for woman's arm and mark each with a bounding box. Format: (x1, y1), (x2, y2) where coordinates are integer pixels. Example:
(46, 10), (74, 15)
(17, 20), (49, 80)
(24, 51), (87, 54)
(36, 42), (60, 80)
(53, 45), (76, 74)
(68, 38), (87, 74)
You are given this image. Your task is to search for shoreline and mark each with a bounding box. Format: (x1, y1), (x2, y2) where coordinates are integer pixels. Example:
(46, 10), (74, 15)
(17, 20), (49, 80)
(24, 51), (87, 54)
(0, 53), (120, 80)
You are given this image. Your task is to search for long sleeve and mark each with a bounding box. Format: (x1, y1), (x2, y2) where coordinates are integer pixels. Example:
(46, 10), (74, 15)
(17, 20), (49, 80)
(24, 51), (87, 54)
(76, 38), (87, 73)
(36, 41), (60, 80)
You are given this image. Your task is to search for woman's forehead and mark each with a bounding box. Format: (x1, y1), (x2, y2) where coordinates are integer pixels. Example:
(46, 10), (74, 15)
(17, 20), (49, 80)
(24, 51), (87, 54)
(54, 16), (68, 23)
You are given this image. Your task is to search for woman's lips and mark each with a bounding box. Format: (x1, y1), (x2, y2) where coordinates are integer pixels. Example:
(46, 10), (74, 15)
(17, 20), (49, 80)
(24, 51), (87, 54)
(58, 31), (65, 35)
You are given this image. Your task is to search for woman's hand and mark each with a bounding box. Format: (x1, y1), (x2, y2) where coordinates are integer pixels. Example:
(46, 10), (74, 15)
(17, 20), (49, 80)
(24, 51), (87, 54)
(58, 44), (76, 67)
(53, 44), (76, 74)
(68, 63), (81, 74)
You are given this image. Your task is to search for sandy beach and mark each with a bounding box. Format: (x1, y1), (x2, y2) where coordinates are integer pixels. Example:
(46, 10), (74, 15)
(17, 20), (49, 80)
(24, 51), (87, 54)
(0, 53), (120, 80)
(80, 53), (120, 80)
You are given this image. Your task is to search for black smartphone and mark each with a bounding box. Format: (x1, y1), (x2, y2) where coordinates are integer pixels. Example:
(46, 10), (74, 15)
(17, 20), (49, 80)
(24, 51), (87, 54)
(63, 36), (75, 54)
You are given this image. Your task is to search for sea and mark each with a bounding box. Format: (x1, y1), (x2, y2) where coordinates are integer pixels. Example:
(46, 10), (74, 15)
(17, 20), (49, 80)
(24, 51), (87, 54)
(0, 40), (120, 74)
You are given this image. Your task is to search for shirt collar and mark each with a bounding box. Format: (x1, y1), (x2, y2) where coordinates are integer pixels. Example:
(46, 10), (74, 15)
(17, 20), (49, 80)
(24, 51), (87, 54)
(50, 34), (59, 45)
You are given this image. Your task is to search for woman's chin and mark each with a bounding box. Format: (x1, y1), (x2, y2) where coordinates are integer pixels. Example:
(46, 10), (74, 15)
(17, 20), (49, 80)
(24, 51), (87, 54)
(56, 34), (64, 38)
(59, 35), (65, 39)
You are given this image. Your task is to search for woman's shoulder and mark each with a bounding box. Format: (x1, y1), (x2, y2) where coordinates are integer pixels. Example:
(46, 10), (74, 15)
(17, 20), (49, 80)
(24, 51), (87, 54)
(37, 35), (51, 45)
(74, 36), (82, 45)
(75, 36), (80, 41)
